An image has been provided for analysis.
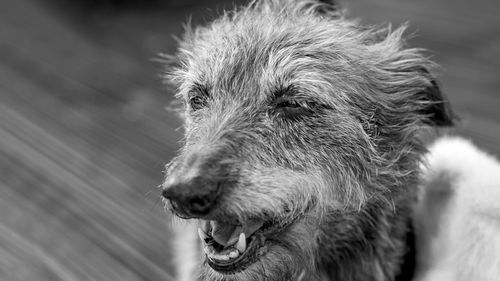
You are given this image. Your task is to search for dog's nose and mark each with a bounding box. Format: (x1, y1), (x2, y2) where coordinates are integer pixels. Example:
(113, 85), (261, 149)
(162, 150), (222, 217)
(162, 174), (220, 217)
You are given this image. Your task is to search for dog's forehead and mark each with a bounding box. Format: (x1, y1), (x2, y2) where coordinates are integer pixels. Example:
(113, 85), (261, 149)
(178, 14), (360, 103)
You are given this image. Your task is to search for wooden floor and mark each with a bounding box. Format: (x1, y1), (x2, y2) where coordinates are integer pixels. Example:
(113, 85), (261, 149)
(1, 0), (499, 280)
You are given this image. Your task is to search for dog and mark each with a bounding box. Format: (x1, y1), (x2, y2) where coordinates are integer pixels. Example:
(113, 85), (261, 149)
(160, 0), (499, 280)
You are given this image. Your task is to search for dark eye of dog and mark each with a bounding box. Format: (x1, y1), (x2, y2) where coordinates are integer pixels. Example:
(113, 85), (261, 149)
(188, 85), (209, 111)
(276, 99), (301, 109)
(273, 97), (313, 120)
(189, 95), (207, 110)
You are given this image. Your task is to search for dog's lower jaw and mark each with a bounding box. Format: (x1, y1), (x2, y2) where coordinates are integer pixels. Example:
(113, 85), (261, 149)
(201, 253), (320, 281)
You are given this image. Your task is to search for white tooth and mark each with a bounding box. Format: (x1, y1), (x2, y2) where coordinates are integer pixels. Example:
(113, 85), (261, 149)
(203, 244), (215, 256)
(198, 228), (209, 242)
(203, 245), (210, 255)
(236, 233), (246, 253)
(210, 221), (216, 235)
(212, 253), (229, 261)
(201, 220), (211, 234)
(229, 250), (239, 259)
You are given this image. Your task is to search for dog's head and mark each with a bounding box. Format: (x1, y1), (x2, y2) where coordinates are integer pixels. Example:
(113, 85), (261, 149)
(161, 0), (453, 280)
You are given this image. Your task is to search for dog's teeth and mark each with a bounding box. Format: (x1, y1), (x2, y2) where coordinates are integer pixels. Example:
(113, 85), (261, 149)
(211, 253), (230, 261)
(229, 250), (239, 259)
(203, 245), (214, 255)
(236, 233), (246, 253)
(198, 228), (209, 242)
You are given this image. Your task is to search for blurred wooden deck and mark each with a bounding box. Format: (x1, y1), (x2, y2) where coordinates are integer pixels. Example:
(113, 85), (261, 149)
(0, 0), (499, 280)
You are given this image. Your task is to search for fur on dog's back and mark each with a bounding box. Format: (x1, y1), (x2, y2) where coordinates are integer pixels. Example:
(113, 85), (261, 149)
(415, 136), (500, 281)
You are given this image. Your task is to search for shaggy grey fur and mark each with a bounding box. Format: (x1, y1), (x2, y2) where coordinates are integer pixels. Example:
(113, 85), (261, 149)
(161, 0), (453, 280)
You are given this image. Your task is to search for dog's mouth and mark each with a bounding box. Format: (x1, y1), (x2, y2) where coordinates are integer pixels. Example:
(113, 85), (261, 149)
(198, 218), (281, 274)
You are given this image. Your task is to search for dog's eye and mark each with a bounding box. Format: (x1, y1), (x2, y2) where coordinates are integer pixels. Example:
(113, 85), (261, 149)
(276, 100), (301, 109)
(189, 95), (207, 110)
(273, 98), (313, 120)
(188, 85), (210, 111)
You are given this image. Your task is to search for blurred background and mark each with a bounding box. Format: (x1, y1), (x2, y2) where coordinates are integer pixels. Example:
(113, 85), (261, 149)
(0, 0), (499, 280)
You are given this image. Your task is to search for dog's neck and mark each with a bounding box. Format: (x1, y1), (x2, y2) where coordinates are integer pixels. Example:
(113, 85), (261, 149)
(316, 196), (415, 281)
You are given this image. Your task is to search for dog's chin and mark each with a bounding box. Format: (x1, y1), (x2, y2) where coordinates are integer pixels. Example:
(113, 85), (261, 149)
(201, 241), (304, 281)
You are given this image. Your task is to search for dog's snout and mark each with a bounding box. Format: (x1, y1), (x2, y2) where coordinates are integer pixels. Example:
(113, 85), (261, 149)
(162, 152), (222, 217)
(162, 175), (220, 217)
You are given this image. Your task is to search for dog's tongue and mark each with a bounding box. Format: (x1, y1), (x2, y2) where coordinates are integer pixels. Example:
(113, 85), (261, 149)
(210, 220), (264, 247)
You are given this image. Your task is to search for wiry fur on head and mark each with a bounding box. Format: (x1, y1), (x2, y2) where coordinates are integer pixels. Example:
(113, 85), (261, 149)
(162, 0), (453, 280)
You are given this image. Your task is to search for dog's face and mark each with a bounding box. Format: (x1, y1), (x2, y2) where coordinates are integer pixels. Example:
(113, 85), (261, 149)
(162, 1), (453, 280)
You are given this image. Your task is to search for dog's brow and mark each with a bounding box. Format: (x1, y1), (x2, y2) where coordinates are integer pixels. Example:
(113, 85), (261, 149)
(272, 85), (298, 99)
(188, 83), (210, 97)
(271, 85), (321, 102)
(269, 85), (333, 109)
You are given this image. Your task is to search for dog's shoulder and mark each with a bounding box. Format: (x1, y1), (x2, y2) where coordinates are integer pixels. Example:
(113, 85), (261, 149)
(414, 136), (500, 281)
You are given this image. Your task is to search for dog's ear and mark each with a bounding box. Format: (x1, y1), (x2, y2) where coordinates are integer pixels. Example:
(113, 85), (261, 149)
(416, 71), (455, 127)
(370, 27), (456, 128)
